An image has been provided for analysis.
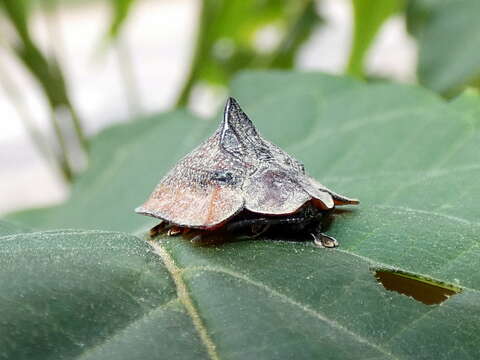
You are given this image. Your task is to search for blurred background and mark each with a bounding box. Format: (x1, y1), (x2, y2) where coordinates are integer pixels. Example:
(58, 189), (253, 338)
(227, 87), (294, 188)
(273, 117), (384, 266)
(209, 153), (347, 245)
(1, 0), (479, 215)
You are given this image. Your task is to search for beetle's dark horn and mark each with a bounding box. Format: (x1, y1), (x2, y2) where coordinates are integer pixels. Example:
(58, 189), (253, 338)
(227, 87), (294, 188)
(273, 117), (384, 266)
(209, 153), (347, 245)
(220, 97), (260, 154)
(220, 98), (245, 155)
(224, 97), (237, 112)
(224, 97), (240, 116)
(222, 97), (257, 135)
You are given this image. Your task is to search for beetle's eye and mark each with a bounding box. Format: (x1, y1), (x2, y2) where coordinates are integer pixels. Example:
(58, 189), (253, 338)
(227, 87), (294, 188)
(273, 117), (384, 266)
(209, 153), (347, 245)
(212, 171), (234, 184)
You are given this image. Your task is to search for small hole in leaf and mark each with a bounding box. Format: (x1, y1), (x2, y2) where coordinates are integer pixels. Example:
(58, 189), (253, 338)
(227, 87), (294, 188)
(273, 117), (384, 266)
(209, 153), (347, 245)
(374, 270), (461, 305)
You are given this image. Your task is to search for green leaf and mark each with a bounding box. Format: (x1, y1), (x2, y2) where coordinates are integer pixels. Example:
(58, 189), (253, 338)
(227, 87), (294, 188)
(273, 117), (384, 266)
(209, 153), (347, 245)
(407, 0), (480, 95)
(4, 71), (480, 358)
(0, 0), (31, 41)
(0, 230), (208, 359)
(2, 231), (479, 359)
(0, 219), (31, 236)
(347, 0), (403, 77)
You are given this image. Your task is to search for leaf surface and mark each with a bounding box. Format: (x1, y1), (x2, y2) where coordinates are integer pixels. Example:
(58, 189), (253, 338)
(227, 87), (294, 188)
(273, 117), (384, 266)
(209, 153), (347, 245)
(0, 230), (208, 360)
(4, 71), (480, 359)
(407, 0), (480, 95)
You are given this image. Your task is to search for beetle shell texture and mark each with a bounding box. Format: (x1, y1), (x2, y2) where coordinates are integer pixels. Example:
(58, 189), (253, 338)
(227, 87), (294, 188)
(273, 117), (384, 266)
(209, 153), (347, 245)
(135, 97), (358, 229)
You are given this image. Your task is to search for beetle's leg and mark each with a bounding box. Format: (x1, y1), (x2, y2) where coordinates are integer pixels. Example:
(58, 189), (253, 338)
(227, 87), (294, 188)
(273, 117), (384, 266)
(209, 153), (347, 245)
(149, 221), (167, 238)
(149, 222), (190, 238)
(167, 226), (187, 236)
(311, 232), (339, 248)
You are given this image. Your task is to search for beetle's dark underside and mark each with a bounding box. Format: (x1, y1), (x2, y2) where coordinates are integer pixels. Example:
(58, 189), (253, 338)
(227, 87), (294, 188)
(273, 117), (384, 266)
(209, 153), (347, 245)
(149, 202), (339, 248)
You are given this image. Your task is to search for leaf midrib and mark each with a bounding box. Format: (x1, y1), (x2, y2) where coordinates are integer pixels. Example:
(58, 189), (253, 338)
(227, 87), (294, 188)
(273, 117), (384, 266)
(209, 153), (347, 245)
(148, 240), (400, 359)
(183, 264), (398, 359)
(150, 241), (220, 360)
(142, 216), (480, 360)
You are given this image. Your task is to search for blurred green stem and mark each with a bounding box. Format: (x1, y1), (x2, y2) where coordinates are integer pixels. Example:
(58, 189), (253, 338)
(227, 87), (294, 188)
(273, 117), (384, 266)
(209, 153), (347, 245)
(175, 0), (208, 107)
(176, 0), (317, 107)
(347, 0), (402, 78)
(0, 47), (74, 181)
(103, 0), (141, 116)
(1, 0), (87, 182)
(49, 109), (74, 181)
(0, 56), (52, 165)
(255, 0), (316, 68)
(16, 38), (81, 182)
(41, 0), (88, 152)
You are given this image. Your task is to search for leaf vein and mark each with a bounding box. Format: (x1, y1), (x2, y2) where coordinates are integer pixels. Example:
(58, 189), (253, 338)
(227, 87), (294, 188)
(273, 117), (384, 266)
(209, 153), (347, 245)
(149, 241), (220, 360)
(74, 299), (182, 359)
(185, 265), (400, 360)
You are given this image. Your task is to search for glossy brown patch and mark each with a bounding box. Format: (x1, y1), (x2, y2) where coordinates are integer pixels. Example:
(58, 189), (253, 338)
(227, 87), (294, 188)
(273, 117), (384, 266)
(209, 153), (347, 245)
(138, 182), (243, 229)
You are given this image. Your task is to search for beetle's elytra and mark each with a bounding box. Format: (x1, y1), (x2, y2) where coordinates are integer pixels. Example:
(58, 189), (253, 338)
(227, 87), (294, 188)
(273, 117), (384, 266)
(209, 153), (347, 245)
(136, 97), (358, 247)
